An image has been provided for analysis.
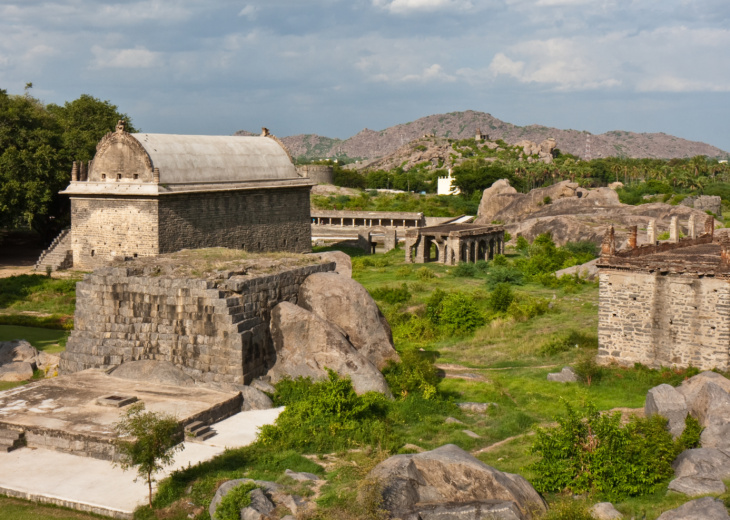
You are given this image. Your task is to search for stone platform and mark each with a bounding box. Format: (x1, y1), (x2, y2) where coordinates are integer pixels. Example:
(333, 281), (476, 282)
(0, 369), (241, 460)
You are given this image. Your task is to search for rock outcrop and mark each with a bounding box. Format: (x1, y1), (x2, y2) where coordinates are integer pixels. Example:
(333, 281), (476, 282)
(669, 448), (730, 496)
(645, 384), (688, 438)
(368, 444), (547, 520)
(298, 272), (399, 369)
(268, 302), (391, 395)
(0, 340), (59, 381)
(109, 360), (195, 387)
(656, 497), (730, 520)
(547, 367), (579, 383)
(590, 502), (623, 520)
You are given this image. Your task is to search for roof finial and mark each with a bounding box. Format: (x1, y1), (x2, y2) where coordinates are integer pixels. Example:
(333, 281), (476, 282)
(261, 127), (270, 137)
(116, 120), (127, 133)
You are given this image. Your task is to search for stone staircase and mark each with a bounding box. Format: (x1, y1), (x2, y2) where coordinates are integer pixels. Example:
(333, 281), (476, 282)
(184, 421), (216, 442)
(0, 428), (25, 453)
(35, 229), (73, 272)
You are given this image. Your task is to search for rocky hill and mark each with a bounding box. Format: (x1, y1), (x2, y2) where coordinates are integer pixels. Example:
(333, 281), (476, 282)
(237, 110), (728, 161)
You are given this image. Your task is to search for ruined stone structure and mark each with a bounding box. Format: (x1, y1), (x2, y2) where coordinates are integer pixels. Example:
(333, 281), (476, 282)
(56, 122), (313, 270)
(404, 224), (504, 265)
(597, 216), (730, 370)
(311, 210), (424, 229)
(59, 258), (335, 385)
(297, 164), (335, 184)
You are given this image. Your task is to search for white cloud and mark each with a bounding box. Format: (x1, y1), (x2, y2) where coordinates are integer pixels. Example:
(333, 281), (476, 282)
(373, 0), (473, 13)
(637, 76), (730, 93)
(91, 46), (162, 69)
(238, 5), (257, 19)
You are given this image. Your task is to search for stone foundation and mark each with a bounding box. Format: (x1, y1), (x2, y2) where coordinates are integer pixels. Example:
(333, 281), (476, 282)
(60, 261), (335, 384)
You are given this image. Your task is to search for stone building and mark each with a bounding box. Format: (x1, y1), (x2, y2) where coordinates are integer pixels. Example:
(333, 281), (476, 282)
(597, 216), (730, 370)
(52, 122), (313, 270)
(404, 224), (505, 265)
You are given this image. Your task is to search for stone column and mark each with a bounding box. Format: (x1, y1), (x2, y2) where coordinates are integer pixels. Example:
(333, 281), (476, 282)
(669, 216), (679, 243)
(688, 215), (697, 239)
(722, 238), (730, 266)
(628, 226), (638, 249)
(384, 229), (397, 252)
(647, 219), (656, 244)
(705, 216), (715, 239)
(71, 161), (78, 182)
(601, 226), (615, 257)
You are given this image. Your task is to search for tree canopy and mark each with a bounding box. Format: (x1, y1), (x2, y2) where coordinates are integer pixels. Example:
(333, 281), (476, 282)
(0, 89), (135, 239)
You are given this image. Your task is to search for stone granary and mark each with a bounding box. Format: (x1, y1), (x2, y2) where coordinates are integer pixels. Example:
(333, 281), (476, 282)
(597, 215), (730, 370)
(50, 122), (313, 270)
(404, 224), (505, 265)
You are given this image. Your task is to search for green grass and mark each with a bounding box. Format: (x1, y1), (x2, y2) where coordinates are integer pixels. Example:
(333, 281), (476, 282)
(0, 496), (105, 520)
(0, 325), (68, 354)
(0, 274), (78, 315)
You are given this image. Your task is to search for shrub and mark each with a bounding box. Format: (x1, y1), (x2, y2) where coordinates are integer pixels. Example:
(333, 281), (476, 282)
(574, 357), (605, 386)
(215, 482), (259, 520)
(488, 283), (514, 313)
(515, 236), (529, 254)
(475, 260), (489, 273)
(383, 350), (439, 399)
(415, 267), (435, 280)
(539, 330), (598, 356)
(491, 254), (508, 266)
(506, 295), (549, 321)
(503, 231), (512, 243)
(530, 401), (690, 499)
(562, 240), (599, 258)
(486, 265), (524, 288)
(439, 292), (485, 333)
(452, 262), (477, 278)
(543, 196), (552, 205)
(393, 315), (437, 342)
(425, 289), (447, 324)
(395, 266), (412, 277)
(370, 283), (411, 305)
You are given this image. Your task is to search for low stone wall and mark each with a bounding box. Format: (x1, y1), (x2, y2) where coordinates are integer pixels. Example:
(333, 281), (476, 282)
(60, 261), (335, 385)
(597, 269), (730, 370)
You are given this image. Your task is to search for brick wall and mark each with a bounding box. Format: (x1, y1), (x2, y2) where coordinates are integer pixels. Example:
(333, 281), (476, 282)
(598, 269), (730, 370)
(71, 197), (159, 269)
(59, 261), (335, 385)
(157, 187), (312, 254)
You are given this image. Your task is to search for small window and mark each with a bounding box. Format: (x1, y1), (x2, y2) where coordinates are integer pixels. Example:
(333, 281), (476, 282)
(117, 174), (122, 180)
(101, 174), (106, 180)
(133, 174), (139, 180)
(241, 243), (245, 251)
(133, 253), (138, 258)
(91, 250), (95, 257)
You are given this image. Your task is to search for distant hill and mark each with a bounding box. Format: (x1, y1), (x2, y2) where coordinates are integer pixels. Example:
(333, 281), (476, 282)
(236, 110), (728, 161)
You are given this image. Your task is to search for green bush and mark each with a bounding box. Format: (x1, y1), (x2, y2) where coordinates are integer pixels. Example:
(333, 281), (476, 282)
(393, 315), (437, 342)
(488, 283), (514, 313)
(215, 482), (259, 520)
(491, 254), (508, 266)
(530, 401), (694, 499)
(486, 265), (524, 288)
(415, 266), (435, 280)
(475, 260), (489, 273)
(515, 236), (529, 254)
(425, 289), (447, 324)
(453, 262), (477, 277)
(540, 499), (594, 520)
(383, 350), (439, 399)
(503, 231), (512, 243)
(370, 283), (411, 305)
(539, 330), (598, 356)
(506, 294), (549, 321)
(439, 292), (485, 333)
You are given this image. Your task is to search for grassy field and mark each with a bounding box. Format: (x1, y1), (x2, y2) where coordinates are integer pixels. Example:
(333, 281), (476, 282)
(0, 497), (105, 520)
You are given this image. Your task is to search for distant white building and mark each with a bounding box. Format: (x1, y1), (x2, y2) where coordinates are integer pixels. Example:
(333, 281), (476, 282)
(437, 169), (460, 196)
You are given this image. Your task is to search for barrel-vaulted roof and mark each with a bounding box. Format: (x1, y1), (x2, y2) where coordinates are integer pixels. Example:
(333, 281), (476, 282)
(133, 133), (298, 184)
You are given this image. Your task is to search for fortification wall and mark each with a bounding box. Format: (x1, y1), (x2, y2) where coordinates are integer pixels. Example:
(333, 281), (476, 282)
(59, 261), (335, 385)
(158, 187), (312, 254)
(71, 197), (159, 269)
(597, 270), (730, 370)
(297, 164), (334, 184)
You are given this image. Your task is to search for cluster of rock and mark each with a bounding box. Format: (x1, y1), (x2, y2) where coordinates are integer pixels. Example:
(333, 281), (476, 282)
(514, 138), (557, 164)
(268, 271), (399, 396)
(0, 340), (59, 382)
(475, 179), (719, 246)
(645, 371), (730, 496)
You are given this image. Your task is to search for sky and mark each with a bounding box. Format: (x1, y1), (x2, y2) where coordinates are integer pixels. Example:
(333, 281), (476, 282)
(1, 0), (729, 153)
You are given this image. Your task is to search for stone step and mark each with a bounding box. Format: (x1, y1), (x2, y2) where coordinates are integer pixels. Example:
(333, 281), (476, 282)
(0, 430), (25, 452)
(184, 421), (216, 441)
(0, 429), (22, 440)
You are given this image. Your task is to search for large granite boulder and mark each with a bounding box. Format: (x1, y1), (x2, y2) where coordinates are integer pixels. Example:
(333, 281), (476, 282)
(691, 382), (730, 449)
(241, 386), (273, 411)
(109, 360), (194, 387)
(656, 497), (730, 520)
(677, 371), (730, 418)
(645, 384), (688, 438)
(590, 502), (623, 519)
(311, 251), (352, 278)
(0, 340), (38, 365)
(0, 362), (34, 382)
(477, 179), (521, 223)
(268, 302), (391, 396)
(367, 444), (546, 520)
(298, 272), (399, 370)
(209, 479), (281, 520)
(668, 448), (730, 496)
(547, 367), (578, 383)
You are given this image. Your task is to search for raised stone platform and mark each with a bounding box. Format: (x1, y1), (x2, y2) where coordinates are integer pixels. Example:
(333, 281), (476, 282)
(0, 369), (241, 460)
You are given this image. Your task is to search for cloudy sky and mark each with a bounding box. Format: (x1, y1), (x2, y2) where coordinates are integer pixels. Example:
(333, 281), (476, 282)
(1, 0), (728, 152)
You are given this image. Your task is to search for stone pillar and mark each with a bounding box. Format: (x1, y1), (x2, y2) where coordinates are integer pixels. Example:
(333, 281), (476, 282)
(669, 216), (679, 243)
(153, 167), (160, 183)
(384, 229), (397, 252)
(628, 226), (638, 249)
(688, 215), (697, 239)
(71, 161), (78, 182)
(705, 216), (715, 239)
(357, 232), (372, 255)
(601, 226), (615, 257)
(647, 219), (656, 244)
(722, 238), (730, 266)
(80, 161), (87, 181)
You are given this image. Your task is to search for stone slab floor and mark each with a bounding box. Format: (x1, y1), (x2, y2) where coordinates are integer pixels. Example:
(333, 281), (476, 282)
(0, 407), (284, 518)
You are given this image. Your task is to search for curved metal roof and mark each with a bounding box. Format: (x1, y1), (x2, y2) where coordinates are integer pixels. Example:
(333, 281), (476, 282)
(132, 133), (298, 184)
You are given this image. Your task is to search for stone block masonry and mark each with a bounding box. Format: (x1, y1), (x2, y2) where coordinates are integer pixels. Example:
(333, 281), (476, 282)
(60, 260), (335, 385)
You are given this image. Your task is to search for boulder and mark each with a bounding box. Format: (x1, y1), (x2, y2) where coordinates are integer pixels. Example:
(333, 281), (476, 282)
(250, 377), (276, 395)
(368, 444), (547, 520)
(0, 340), (38, 365)
(477, 179), (520, 223)
(0, 362), (34, 382)
(241, 386), (273, 411)
(677, 371), (730, 416)
(547, 367), (578, 383)
(209, 479), (281, 520)
(36, 351), (60, 377)
(668, 476), (726, 496)
(268, 302), (391, 396)
(672, 448), (730, 482)
(284, 469), (321, 482)
(689, 382), (730, 449)
(590, 502), (623, 519)
(108, 360), (194, 387)
(555, 258), (599, 280)
(656, 497), (730, 520)
(645, 384), (688, 438)
(312, 251), (352, 278)
(240, 488), (275, 520)
(298, 272), (399, 369)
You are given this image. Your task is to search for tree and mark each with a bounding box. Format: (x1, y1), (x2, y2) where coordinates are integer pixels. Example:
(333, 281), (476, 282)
(113, 402), (183, 507)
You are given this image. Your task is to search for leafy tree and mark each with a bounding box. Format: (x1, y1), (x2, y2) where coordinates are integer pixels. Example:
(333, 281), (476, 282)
(113, 402), (183, 507)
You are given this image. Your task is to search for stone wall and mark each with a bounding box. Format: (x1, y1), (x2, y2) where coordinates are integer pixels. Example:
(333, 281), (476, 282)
(597, 270), (730, 370)
(71, 197), (159, 269)
(157, 187), (312, 254)
(297, 164), (334, 184)
(60, 261), (335, 385)
(681, 195), (723, 219)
